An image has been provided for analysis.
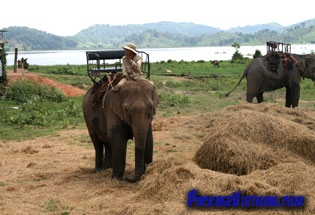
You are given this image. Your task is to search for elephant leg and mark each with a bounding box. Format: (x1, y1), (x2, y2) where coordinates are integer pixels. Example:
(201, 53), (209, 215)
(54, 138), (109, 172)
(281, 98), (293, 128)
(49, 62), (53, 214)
(256, 92), (264, 103)
(125, 147), (145, 183)
(291, 85), (300, 108)
(110, 135), (128, 181)
(246, 92), (254, 103)
(90, 136), (105, 172)
(285, 85), (301, 108)
(246, 83), (257, 103)
(144, 124), (153, 169)
(104, 143), (112, 169)
(285, 87), (292, 107)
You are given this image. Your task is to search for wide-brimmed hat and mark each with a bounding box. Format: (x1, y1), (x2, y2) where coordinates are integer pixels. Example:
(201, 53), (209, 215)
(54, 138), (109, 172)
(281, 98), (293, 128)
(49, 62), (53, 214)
(123, 43), (137, 54)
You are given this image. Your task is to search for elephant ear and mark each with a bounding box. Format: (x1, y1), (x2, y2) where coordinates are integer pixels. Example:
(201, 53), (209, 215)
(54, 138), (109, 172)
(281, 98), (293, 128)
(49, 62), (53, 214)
(300, 56), (311, 77)
(304, 56), (312, 68)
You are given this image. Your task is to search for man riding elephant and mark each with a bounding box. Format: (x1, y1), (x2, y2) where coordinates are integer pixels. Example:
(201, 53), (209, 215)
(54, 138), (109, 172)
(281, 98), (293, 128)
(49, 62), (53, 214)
(113, 43), (153, 90)
(83, 43), (159, 182)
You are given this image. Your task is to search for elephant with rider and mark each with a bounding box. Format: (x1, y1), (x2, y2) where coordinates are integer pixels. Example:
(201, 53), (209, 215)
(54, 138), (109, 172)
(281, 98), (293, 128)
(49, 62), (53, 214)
(225, 53), (315, 107)
(83, 79), (159, 182)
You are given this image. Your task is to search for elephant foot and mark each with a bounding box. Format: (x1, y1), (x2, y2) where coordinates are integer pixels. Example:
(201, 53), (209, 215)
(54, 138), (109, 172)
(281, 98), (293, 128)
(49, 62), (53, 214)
(112, 177), (127, 184)
(125, 148), (145, 183)
(124, 172), (143, 183)
(104, 163), (112, 170)
(93, 168), (103, 173)
(112, 174), (126, 183)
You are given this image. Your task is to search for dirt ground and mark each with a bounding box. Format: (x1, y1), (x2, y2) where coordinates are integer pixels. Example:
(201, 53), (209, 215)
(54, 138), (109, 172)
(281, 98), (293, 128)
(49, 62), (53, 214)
(1, 70), (315, 215)
(5, 69), (86, 97)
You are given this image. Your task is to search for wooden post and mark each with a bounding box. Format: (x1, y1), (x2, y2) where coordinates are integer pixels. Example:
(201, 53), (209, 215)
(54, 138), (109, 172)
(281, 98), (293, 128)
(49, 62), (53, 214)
(14, 48), (18, 73)
(0, 43), (2, 77)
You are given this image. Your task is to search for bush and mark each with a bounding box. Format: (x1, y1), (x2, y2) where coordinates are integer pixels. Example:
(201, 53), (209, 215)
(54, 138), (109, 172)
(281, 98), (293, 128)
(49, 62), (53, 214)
(47, 65), (83, 75)
(231, 51), (244, 63)
(253, 49), (262, 58)
(159, 93), (190, 104)
(5, 79), (66, 103)
(2, 81), (82, 130)
(4, 99), (82, 127)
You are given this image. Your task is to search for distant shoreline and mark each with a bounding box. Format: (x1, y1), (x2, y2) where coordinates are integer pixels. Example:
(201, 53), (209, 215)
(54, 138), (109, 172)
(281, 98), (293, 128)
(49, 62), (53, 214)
(5, 44), (315, 66)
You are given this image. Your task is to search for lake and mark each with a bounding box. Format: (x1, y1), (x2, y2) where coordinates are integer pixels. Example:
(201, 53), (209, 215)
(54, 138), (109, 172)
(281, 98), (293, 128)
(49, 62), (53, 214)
(5, 45), (315, 66)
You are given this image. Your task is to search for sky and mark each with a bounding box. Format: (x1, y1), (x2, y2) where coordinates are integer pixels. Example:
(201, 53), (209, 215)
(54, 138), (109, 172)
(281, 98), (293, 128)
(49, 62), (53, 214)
(1, 0), (315, 37)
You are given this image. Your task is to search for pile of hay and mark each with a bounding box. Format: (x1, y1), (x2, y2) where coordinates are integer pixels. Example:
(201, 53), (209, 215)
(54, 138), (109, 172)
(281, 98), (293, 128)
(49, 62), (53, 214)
(95, 103), (315, 215)
(122, 156), (315, 214)
(122, 103), (315, 214)
(194, 108), (315, 175)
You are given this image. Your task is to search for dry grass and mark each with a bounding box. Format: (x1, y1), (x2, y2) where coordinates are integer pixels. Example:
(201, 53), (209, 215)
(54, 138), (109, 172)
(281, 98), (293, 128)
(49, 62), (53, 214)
(195, 106), (315, 175)
(1, 99), (315, 214)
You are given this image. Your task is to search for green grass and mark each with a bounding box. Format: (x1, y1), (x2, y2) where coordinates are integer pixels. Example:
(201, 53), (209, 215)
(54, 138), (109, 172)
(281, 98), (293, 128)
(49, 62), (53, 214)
(2, 60), (315, 141)
(151, 60), (248, 77)
(0, 82), (85, 141)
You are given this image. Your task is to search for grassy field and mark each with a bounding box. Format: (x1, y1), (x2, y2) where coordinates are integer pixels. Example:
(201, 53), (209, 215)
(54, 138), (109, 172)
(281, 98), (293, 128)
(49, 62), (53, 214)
(1, 60), (315, 141)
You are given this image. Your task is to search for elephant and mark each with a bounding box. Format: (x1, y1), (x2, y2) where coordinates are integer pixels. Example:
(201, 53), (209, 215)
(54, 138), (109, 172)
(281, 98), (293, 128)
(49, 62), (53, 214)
(225, 53), (315, 107)
(210, 60), (220, 68)
(82, 79), (159, 182)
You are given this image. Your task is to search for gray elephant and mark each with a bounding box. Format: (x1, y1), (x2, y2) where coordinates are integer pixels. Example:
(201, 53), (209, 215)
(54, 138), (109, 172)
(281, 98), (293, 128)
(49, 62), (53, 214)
(225, 53), (315, 107)
(83, 79), (159, 182)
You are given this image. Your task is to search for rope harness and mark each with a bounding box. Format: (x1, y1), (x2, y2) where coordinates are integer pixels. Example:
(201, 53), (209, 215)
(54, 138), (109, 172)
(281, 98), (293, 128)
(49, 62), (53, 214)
(267, 53), (304, 80)
(91, 73), (125, 107)
(283, 54), (289, 79)
(289, 54), (304, 76)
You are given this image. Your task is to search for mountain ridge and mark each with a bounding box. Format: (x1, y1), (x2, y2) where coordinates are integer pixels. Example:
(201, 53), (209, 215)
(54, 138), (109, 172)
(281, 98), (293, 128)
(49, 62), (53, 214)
(2, 19), (315, 51)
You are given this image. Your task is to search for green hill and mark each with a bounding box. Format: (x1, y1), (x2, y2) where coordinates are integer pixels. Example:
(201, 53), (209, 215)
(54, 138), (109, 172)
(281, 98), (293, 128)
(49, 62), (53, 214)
(4, 26), (77, 51)
(2, 19), (315, 51)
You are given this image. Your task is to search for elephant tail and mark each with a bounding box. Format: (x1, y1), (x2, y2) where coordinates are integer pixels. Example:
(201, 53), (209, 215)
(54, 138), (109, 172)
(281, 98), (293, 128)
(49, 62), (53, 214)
(225, 69), (247, 97)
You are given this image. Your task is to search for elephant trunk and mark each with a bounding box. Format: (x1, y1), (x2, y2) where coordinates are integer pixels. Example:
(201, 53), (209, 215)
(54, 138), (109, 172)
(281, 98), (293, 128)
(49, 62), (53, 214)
(125, 147), (145, 183)
(124, 121), (149, 183)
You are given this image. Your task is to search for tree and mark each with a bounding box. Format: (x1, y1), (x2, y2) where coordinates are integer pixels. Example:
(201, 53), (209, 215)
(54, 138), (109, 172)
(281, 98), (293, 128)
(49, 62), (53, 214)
(231, 51), (244, 63)
(253, 49), (262, 58)
(231, 42), (240, 51)
(231, 42), (243, 62)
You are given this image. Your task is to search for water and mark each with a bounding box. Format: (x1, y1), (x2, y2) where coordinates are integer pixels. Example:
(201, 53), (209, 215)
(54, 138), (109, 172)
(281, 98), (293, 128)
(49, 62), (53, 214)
(5, 45), (315, 66)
